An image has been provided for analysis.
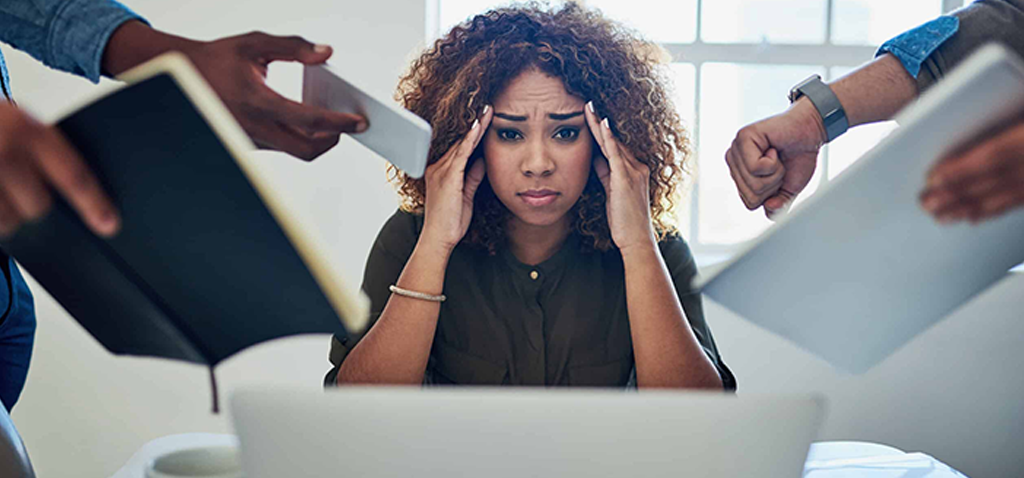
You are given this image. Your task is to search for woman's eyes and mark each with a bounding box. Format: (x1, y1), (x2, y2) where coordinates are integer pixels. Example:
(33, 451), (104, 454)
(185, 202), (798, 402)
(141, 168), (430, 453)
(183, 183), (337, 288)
(554, 127), (580, 141)
(497, 129), (523, 141)
(495, 127), (580, 142)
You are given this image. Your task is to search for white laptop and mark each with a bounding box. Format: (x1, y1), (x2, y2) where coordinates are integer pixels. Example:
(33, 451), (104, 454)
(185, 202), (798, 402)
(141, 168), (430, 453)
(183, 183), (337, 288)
(230, 387), (826, 478)
(695, 43), (1024, 373)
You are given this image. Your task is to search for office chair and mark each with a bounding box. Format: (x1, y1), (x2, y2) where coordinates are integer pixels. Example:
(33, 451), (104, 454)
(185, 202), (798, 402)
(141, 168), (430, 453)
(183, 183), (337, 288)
(0, 403), (35, 478)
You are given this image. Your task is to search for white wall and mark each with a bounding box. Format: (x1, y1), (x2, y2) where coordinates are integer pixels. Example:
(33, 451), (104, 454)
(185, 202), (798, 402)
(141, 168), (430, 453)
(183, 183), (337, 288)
(4, 1), (1023, 477)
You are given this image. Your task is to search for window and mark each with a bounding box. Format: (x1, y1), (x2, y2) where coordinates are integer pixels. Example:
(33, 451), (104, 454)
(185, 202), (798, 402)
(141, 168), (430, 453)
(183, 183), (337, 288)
(428, 0), (967, 260)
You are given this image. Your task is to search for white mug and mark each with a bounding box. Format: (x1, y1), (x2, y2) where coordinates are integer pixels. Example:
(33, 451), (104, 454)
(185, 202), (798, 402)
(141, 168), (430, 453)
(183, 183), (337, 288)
(145, 445), (243, 478)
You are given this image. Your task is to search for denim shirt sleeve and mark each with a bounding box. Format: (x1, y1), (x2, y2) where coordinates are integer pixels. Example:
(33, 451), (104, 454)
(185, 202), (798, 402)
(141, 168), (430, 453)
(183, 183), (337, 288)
(876, 0), (1024, 92)
(876, 16), (960, 79)
(0, 0), (148, 83)
(0, 49), (11, 100)
(0, 253), (36, 412)
(0, 258), (8, 323)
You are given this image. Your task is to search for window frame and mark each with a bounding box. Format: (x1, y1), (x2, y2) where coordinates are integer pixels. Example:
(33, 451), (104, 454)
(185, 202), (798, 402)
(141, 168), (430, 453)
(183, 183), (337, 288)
(670, 0), (964, 261)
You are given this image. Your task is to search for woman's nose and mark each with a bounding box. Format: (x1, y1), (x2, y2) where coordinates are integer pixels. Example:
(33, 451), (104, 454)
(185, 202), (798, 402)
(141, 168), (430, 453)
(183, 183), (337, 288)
(522, 142), (556, 177)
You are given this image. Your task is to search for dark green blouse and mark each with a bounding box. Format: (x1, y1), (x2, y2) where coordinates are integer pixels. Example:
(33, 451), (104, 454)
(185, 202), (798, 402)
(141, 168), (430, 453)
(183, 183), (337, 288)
(326, 210), (735, 390)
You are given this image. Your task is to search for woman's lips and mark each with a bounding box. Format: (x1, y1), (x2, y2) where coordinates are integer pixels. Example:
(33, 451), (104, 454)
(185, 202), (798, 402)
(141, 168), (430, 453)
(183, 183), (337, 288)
(518, 189), (560, 207)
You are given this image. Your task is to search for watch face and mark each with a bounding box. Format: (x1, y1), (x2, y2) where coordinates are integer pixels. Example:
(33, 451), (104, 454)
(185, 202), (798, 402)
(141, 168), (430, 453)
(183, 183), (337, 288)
(789, 74), (822, 103)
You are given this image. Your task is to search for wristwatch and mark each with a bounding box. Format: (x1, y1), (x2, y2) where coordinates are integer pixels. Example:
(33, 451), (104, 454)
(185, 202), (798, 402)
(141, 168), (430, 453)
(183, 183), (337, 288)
(788, 74), (848, 143)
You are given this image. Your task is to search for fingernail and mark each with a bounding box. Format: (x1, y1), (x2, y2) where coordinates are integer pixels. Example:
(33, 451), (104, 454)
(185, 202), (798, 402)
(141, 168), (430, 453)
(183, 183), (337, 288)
(314, 44), (331, 54)
(921, 196), (940, 212)
(471, 119), (480, 130)
(586, 101), (595, 113)
(98, 210), (121, 237)
(483, 104), (491, 115)
(356, 120), (368, 133)
(938, 209), (966, 224)
(601, 117), (610, 129)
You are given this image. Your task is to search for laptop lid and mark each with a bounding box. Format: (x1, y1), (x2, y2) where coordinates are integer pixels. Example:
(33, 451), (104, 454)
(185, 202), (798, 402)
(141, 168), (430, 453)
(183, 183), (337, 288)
(230, 387), (826, 478)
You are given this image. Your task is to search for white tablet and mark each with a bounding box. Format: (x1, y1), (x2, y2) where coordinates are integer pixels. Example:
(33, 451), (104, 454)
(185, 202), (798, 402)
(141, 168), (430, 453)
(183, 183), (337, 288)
(695, 43), (1024, 373)
(302, 64), (432, 178)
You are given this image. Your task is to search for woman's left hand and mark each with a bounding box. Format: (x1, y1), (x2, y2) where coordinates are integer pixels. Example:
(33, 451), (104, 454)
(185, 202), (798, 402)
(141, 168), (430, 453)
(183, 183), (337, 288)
(585, 101), (657, 253)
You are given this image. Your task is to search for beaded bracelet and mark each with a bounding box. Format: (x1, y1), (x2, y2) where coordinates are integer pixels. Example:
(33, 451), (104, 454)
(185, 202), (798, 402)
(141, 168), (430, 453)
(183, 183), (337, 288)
(389, 284), (446, 302)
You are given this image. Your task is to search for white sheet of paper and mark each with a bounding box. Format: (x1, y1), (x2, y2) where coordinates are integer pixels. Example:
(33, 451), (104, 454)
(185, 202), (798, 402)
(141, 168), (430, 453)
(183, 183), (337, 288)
(302, 64), (432, 178)
(695, 44), (1024, 373)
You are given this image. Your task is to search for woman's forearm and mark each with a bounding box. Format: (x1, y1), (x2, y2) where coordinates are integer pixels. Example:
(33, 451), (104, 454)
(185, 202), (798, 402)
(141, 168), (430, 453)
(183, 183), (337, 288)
(619, 244), (723, 390)
(336, 240), (452, 385)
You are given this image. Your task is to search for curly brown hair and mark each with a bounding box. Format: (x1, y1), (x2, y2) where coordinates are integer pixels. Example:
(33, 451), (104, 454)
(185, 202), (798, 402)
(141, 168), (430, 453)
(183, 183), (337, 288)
(389, 1), (690, 252)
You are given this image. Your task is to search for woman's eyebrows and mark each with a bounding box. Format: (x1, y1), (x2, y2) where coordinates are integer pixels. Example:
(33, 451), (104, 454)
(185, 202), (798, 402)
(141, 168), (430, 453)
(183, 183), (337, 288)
(493, 111), (584, 121)
(494, 112), (528, 121)
(548, 111), (584, 120)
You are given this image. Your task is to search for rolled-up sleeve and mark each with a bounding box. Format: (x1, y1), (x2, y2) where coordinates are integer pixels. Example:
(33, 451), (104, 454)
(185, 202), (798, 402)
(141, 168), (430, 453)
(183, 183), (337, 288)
(877, 0), (1024, 92)
(876, 16), (959, 79)
(0, 0), (148, 83)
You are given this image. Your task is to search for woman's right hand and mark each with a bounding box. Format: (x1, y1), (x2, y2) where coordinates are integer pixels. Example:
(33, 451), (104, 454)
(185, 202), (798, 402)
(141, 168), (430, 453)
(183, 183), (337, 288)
(419, 105), (493, 253)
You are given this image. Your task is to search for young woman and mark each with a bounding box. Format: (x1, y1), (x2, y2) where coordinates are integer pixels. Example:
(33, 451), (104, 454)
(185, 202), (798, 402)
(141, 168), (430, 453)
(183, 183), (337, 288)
(327, 3), (735, 390)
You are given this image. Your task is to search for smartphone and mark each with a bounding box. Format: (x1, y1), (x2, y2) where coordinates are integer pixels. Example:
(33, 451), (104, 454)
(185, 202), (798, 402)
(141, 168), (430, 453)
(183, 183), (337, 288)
(302, 64), (432, 178)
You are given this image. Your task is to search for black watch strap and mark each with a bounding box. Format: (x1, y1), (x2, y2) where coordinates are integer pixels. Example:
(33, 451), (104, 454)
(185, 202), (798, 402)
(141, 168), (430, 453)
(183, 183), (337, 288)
(789, 74), (848, 143)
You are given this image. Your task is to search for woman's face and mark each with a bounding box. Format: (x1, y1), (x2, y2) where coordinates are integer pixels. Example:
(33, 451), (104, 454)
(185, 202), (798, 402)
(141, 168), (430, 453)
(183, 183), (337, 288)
(483, 68), (594, 229)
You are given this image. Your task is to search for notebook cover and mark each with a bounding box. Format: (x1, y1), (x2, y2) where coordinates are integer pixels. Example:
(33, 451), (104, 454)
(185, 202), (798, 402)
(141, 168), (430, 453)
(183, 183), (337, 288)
(1, 71), (349, 366)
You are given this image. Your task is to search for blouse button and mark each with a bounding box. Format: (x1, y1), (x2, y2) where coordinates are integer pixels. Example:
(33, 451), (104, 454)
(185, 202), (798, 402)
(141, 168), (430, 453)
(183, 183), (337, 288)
(530, 270), (539, 280)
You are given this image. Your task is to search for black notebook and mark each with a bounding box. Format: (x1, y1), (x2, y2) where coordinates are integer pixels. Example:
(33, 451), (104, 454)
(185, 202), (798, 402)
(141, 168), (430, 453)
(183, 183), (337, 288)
(0, 53), (369, 384)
